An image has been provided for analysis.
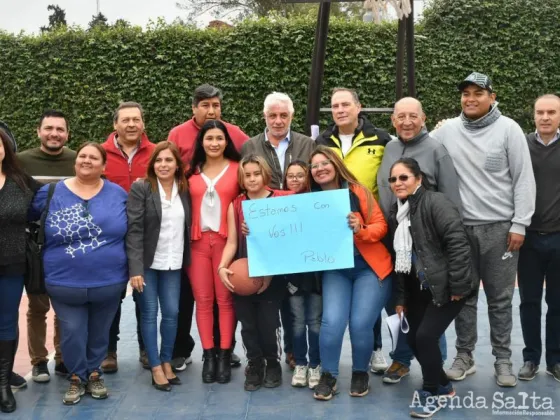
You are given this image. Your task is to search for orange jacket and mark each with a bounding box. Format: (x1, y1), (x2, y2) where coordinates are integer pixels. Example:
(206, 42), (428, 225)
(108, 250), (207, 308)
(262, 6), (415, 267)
(350, 184), (393, 280)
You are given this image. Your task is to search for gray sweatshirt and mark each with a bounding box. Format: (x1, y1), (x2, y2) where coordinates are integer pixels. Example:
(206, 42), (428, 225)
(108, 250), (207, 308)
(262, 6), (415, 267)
(431, 116), (536, 235)
(377, 129), (462, 219)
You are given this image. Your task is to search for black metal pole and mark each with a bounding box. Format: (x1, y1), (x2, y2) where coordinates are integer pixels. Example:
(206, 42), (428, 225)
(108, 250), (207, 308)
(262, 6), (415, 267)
(305, 2), (331, 136)
(395, 18), (406, 101)
(406, 1), (416, 97)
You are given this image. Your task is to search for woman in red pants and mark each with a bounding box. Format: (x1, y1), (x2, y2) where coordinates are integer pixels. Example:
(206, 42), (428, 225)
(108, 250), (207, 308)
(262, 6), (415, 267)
(186, 120), (241, 384)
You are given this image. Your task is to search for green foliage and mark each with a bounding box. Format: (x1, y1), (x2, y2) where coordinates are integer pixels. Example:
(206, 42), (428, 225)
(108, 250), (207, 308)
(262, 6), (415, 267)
(1, 0), (559, 151)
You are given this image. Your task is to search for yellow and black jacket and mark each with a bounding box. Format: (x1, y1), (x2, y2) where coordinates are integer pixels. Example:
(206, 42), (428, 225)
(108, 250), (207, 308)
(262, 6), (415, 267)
(316, 115), (392, 198)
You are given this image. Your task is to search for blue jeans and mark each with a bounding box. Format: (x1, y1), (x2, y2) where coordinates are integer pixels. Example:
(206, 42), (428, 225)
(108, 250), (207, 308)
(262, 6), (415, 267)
(386, 296), (447, 367)
(137, 269), (181, 368)
(47, 282), (125, 382)
(289, 292), (322, 368)
(320, 255), (391, 377)
(0, 274), (24, 340)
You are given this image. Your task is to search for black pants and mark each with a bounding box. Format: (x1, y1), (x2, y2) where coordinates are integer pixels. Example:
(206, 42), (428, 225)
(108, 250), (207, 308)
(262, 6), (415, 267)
(173, 271), (196, 359)
(108, 289), (144, 353)
(234, 295), (281, 361)
(407, 286), (465, 394)
(373, 316), (382, 350)
(518, 231), (560, 368)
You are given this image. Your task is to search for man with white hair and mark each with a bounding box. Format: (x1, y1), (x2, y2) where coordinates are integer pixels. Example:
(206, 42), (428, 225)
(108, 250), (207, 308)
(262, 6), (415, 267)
(241, 92), (316, 389)
(241, 92), (315, 189)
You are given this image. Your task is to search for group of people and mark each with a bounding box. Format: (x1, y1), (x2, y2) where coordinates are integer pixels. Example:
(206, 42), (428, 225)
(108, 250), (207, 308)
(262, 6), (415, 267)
(0, 74), (558, 418)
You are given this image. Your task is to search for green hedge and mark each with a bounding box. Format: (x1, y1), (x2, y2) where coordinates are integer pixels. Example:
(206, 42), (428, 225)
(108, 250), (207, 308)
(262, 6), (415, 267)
(1, 0), (559, 151)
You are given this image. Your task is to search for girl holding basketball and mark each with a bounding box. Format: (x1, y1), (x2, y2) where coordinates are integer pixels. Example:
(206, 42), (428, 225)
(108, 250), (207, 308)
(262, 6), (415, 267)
(186, 120), (241, 384)
(309, 146), (393, 401)
(281, 162), (323, 390)
(217, 154), (291, 391)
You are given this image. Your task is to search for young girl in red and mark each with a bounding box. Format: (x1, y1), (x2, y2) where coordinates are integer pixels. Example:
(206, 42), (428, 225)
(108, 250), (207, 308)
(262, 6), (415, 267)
(217, 154), (291, 391)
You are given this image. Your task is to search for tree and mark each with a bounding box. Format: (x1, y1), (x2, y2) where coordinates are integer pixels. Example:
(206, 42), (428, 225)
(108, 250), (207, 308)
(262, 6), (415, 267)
(40, 4), (67, 33)
(176, 0), (365, 21)
(88, 12), (109, 30)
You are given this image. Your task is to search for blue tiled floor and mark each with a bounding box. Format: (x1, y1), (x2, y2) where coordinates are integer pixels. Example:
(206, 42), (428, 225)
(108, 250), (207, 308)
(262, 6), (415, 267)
(3, 291), (558, 419)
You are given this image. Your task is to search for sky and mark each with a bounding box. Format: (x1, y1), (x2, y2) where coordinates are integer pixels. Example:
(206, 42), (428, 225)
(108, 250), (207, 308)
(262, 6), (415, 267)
(0, 0), (212, 34)
(0, 1), (425, 34)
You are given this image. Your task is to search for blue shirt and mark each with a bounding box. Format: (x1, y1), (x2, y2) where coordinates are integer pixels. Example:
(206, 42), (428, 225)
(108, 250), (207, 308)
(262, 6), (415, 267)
(265, 130), (290, 173)
(31, 180), (128, 288)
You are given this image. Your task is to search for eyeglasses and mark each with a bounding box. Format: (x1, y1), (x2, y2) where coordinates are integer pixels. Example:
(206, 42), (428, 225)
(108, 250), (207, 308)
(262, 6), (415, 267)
(310, 160), (331, 170)
(286, 174), (305, 181)
(388, 174), (414, 184)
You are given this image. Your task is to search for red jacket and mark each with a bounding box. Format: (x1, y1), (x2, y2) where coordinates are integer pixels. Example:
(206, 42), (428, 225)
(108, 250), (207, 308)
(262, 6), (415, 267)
(168, 118), (249, 167)
(101, 132), (156, 193)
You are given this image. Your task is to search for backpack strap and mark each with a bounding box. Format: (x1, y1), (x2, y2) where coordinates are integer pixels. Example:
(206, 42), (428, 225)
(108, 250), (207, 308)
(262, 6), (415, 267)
(37, 182), (57, 246)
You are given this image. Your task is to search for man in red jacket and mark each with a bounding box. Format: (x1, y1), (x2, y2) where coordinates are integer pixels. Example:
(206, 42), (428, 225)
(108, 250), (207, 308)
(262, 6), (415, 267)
(100, 101), (155, 373)
(168, 84), (248, 371)
(168, 83), (249, 167)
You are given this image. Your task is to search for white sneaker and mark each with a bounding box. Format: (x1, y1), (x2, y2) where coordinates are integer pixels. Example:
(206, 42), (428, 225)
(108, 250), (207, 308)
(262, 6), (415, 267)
(291, 365), (308, 387)
(370, 349), (388, 373)
(308, 365), (321, 389)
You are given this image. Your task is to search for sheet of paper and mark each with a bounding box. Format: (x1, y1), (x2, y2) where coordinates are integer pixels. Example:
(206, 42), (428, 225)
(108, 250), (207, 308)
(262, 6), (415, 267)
(386, 313), (410, 352)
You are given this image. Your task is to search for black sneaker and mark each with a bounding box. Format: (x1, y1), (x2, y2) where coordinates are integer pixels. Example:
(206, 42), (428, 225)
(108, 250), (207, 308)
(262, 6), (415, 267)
(546, 364), (560, 383)
(231, 352), (241, 368)
(263, 359), (282, 388)
(32, 362), (50, 383)
(313, 372), (337, 401)
(349, 371), (369, 397)
(10, 372), (27, 390)
(518, 361), (539, 381)
(55, 362), (69, 377)
(244, 358), (265, 391)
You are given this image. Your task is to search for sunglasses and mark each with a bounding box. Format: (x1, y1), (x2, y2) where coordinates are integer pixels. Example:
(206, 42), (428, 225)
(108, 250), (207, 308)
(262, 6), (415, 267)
(82, 200), (90, 218)
(388, 174), (414, 184)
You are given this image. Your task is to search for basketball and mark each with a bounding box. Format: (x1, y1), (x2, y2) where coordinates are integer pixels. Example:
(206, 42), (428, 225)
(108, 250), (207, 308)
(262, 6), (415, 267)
(228, 258), (263, 296)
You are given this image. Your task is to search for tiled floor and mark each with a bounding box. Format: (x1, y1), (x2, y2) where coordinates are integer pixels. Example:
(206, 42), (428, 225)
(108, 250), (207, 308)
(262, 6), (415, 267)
(3, 291), (558, 419)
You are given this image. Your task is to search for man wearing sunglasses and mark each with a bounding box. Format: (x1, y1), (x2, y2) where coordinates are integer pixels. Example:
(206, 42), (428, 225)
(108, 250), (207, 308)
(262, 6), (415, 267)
(431, 72), (536, 388)
(376, 97), (462, 385)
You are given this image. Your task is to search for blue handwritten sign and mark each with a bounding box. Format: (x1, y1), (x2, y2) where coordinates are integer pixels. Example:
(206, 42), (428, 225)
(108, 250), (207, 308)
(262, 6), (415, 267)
(242, 189), (354, 277)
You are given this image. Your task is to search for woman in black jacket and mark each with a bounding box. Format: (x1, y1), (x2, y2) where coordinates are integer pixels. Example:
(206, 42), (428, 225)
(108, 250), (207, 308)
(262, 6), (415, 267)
(0, 128), (40, 413)
(389, 158), (475, 419)
(127, 142), (191, 391)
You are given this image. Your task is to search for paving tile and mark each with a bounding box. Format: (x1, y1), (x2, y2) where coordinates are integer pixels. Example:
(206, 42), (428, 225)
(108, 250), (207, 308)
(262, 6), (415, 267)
(4, 291), (558, 420)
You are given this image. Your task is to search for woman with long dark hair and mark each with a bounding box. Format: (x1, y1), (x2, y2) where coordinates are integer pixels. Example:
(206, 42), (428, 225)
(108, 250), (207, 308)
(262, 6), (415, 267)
(127, 141), (191, 391)
(187, 120), (241, 384)
(0, 129), (40, 413)
(309, 146), (393, 401)
(389, 158), (475, 418)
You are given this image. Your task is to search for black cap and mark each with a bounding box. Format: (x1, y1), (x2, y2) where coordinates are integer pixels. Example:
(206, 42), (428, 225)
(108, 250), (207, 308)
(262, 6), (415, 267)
(0, 120), (17, 152)
(458, 72), (493, 93)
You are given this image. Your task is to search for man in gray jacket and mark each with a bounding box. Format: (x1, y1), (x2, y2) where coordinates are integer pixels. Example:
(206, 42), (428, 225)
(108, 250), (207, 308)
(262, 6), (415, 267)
(241, 92), (316, 189)
(376, 97), (462, 384)
(432, 72), (536, 387)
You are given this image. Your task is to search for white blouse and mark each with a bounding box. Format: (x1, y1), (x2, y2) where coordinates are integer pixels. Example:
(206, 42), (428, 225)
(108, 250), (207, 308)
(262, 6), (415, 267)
(200, 165), (229, 232)
(150, 180), (185, 271)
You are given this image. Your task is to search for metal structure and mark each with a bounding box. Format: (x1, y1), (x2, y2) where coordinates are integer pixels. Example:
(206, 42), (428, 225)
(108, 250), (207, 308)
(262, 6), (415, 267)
(281, 0), (416, 134)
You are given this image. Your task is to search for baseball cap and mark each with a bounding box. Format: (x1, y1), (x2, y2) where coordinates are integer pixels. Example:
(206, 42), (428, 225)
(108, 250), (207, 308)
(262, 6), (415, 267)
(0, 120), (17, 152)
(458, 72), (493, 93)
